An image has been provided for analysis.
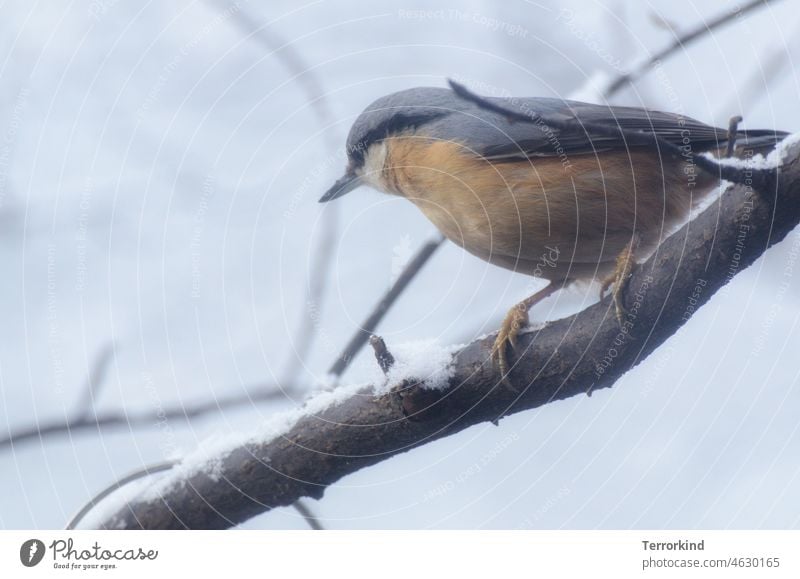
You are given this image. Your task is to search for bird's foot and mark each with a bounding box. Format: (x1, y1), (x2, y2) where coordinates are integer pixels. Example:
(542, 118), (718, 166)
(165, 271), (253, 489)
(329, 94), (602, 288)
(600, 235), (639, 327)
(490, 281), (565, 390)
(491, 303), (529, 390)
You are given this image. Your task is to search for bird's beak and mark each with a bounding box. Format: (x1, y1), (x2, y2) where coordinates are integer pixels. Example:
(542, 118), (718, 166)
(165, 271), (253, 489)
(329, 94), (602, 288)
(318, 171), (362, 203)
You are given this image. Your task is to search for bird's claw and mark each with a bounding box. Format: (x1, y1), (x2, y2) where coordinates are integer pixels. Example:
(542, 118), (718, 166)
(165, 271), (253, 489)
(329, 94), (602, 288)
(600, 236), (638, 328)
(612, 269), (632, 327)
(491, 305), (529, 391)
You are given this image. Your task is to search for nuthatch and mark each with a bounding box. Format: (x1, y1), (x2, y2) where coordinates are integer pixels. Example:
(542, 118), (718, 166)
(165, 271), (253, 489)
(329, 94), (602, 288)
(320, 86), (786, 381)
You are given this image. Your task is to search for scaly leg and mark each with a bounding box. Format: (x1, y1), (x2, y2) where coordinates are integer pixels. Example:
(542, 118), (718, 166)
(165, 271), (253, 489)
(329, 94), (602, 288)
(599, 234), (640, 327)
(492, 280), (567, 386)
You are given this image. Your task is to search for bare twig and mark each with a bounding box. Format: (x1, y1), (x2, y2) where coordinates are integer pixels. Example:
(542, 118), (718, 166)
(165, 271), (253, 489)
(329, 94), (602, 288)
(726, 115), (744, 158)
(292, 500), (325, 530)
(212, 0), (335, 128)
(605, 0), (780, 97)
(715, 13), (800, 118)
(327, 235), (446, 377)
(98, 141), (798, 529)
(72, 343), (115, 420)
(0, 383), (296, 450)
(66, 461), (175, 530)
(369, 335), (395, 375)
(648, 12), (679, 34)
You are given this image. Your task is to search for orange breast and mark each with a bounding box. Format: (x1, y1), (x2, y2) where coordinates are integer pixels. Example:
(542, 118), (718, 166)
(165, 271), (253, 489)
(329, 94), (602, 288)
(382, 136), (716, 280)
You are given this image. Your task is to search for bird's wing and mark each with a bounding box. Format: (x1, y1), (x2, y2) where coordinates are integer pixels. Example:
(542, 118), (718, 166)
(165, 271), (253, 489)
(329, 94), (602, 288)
(425, 97), (727, 161)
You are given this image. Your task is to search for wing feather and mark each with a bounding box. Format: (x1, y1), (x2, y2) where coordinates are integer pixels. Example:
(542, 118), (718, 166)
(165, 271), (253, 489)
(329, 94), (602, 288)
(422, 96), (726, 161)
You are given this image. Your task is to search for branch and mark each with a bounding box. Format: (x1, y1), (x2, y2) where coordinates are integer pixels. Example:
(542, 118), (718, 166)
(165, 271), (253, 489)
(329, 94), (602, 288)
(99, 138), (800, 529)
(604, 0), (780, 97)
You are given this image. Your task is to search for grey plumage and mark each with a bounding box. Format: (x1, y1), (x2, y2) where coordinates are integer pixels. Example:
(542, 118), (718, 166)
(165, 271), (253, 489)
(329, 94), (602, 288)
(346, 86), (787, 164)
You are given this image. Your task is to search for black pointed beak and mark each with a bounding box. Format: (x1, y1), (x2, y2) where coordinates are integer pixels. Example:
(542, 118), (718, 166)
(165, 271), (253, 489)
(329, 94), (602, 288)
(319, 172), (362, 203)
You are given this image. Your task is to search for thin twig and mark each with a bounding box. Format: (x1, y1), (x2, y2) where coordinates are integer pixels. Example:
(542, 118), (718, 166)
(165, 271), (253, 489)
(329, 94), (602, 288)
(648, 12), (679, 34)
(369, 335), (395, 375)
(65, 461), (176, 529)
(327, 234), (446, 377)
(715, 13), (800, 118)
(292, 499), (325, 530)
(605, 0), (780, 97)
(726, 115), (744, 158)
(213, 0), (335, 128)
(72, 342), (115, 420)
(0, 383), (296, 450)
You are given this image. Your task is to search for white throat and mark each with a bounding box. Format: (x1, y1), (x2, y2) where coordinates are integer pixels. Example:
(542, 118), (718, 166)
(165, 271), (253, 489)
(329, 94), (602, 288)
(359, 141), (389, 191)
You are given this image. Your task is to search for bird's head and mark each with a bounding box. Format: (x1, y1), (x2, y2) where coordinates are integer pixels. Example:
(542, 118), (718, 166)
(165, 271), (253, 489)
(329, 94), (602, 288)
(318, 87), (455, 202)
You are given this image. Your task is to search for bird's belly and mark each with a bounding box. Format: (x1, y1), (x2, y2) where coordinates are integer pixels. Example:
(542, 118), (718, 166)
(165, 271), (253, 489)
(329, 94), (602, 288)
(388, 140), (715, 280)
(411, 191), (632, 280)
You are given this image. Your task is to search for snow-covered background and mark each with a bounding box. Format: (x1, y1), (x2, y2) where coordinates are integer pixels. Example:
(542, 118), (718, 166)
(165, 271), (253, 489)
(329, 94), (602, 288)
(2, 0), (800, 529)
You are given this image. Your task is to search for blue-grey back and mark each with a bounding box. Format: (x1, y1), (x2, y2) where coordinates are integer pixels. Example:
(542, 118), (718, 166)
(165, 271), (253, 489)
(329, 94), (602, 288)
(346, 86), (782, 162)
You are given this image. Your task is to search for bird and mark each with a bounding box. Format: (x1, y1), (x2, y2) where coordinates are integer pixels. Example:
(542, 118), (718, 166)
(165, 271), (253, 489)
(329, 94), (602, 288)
(319, 86), (786, 383)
